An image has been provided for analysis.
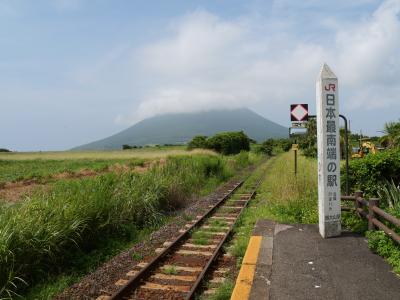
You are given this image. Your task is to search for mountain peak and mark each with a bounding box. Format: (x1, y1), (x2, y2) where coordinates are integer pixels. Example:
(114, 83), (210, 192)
(73, 108), (287, 150)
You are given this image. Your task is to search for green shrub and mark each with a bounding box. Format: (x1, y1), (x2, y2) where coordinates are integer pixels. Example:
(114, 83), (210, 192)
(299, 118), (317, 157)
(274, 138), (292, 152)
(366, 230), (400, 274)
(206, 131), (250, 155)
(256, 139), (274, 156)
(122, 144), (132, 150)
(341, 211), (368, 233)
(234, 151), (250, 168)
(187, 135), (208, 150)
(343, 149), (400, 196)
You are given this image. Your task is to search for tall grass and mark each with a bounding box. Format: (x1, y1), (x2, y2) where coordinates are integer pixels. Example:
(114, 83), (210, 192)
(377, 179), (400, 216)
(0, 154), (246, 299)
(231, 152), (318, 265)
(260, 151), (318, 223)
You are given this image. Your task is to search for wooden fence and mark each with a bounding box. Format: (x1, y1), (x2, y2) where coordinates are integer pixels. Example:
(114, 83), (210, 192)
(341, 192), (400, 245)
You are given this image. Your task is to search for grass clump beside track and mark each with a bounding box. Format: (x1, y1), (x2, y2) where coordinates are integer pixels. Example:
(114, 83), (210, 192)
(202, 280), (235, 300)
(164, 266), (178, 275)
(0, 153), (260, 299)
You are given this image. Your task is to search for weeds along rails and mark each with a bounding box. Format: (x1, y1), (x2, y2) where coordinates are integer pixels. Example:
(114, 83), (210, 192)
(96, 172), (264, 300)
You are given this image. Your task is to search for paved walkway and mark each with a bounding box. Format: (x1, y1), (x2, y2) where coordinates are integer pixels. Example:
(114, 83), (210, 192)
(231, 220), (400, 300)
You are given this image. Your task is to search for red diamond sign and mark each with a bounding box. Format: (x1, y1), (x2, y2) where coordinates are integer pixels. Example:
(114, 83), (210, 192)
(290, 104), (309, 121)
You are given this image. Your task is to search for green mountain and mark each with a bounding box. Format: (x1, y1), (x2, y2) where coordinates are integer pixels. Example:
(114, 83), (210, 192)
(73, 108), (288, 150)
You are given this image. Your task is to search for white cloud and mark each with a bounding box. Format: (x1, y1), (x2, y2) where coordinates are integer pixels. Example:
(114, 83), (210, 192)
(115, 1), (400, 125)
(336, 0), (400, 87)
(117, 10), (327, 124)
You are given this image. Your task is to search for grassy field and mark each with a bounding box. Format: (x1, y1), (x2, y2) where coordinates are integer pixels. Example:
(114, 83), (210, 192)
(0, 159), (144, 185)
(0, 148), (215, 185)
(0, 151), (261, 299)
(0, 147), (213, 161)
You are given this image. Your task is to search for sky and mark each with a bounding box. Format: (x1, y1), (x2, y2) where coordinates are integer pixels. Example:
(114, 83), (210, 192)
(1, 0), (400, 151)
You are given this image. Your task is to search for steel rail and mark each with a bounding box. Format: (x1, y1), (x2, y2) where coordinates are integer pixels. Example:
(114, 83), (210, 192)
(109, 180), (244, 300)
(185, 179), (263, 300)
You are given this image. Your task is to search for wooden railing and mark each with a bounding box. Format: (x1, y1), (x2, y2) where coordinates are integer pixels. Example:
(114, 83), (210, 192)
(341, 192), (400, 245)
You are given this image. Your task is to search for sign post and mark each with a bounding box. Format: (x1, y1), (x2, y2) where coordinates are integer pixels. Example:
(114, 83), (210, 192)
(316, 63), (341, 238)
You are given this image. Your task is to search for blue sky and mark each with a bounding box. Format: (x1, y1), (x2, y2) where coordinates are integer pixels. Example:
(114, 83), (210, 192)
(1, 0), (399, 151)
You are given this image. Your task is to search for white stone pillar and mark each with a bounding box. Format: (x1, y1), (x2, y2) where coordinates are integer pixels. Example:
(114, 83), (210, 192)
(316, 63), (341, 238)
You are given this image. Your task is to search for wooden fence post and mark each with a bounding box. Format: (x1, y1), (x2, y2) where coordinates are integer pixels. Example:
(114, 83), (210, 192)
(354, 191), (363, 217)
(368, 198), (380, 231)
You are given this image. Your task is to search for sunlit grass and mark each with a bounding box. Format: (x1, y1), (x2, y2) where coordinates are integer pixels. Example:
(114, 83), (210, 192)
(0, 147), (215, 161)
(164, 265), (178, 275)
(230, 152), (318, 266)
(0, 158), (145, 185)
(0, 154), (240, 299)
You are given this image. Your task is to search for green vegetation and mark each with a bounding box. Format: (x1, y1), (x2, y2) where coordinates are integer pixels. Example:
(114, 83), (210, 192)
(298, 118), (317, 157)
(192, 231), (210, 246)
(188, 136), (208, 149)
(340, 139), (400, 275)
(209, 219), (228, 228)
(202, 279), (235, 300)
(0, 153), (256, 299)
(206, 132), (250, 155)
(164, 265), (178, 275)
(218, 207), (238, 214)
(378, 180), (400, 217)
(131, 252), (144, 261)
(255, 139), (274, 156)
(0, 158), (144, 185)
(231, 152), (318, 265)
(0, 147), (213, 161)
(366, 230), (400, 274)
(379, 119), (400, 149)
(344, 148), (400, 196)
(189, 131), (250, 155)
(255, 152), (318, 224)
(21, 226), (155, 300)
(192, 237), (210, 246)
(122, 144), (144, 150)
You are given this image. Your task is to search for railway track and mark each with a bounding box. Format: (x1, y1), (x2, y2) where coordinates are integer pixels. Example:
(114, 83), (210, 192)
(96, 174), (262, 300)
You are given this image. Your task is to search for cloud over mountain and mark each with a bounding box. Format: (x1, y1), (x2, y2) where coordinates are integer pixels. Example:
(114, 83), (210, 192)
(117, 0), (400, 125)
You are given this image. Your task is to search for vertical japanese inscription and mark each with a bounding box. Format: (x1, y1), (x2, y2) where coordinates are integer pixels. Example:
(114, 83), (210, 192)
(316, 64), (341, 238)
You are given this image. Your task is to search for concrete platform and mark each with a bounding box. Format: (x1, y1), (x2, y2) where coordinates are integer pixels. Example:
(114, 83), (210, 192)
(231, 220), (400, 300)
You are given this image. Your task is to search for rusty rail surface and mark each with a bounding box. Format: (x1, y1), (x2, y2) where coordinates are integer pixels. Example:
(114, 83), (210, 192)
(341, 192), (400, 245)
(105, 174), (263, 300)
(185, 179), (261, 300)
(109, 180), (243, 300)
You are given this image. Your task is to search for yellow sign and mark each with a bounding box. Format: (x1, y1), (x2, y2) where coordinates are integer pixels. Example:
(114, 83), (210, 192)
(292, 144), (299, 150)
